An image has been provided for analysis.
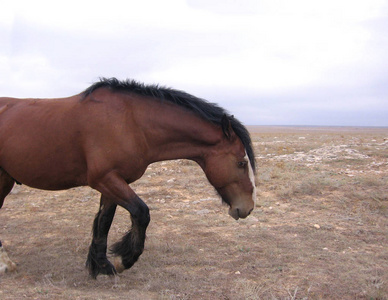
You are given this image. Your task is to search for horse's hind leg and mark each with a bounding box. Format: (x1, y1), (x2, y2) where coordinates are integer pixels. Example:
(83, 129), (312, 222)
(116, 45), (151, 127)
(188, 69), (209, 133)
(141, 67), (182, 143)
(0, 168), (17, 274)
(0, 168), (15, 209)
(86, 195), (117, 278)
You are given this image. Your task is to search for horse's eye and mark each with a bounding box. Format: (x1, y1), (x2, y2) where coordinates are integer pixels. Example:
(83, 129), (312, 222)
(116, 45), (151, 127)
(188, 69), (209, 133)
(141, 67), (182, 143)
(237, 161), (247, 168)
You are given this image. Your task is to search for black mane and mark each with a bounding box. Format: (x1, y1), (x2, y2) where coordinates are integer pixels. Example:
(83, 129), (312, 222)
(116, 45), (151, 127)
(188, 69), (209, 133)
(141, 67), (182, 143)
(83, 78), (256, 172)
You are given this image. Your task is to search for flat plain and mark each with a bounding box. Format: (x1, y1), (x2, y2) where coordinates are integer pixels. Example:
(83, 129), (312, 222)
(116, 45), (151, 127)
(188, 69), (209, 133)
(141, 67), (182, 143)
(0, 126), (387, 299)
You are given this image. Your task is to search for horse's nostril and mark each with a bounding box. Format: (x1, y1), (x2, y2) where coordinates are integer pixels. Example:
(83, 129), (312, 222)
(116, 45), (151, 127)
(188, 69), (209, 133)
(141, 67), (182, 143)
(248, 208), (253, 215)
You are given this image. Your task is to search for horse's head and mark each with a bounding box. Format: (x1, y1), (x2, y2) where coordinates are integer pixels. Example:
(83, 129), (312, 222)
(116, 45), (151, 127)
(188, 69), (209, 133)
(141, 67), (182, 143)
(202, 116), (256, 220)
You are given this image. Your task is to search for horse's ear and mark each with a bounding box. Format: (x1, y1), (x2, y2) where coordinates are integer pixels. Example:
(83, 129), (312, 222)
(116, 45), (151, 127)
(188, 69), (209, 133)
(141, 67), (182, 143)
(221, 114), (234, 140)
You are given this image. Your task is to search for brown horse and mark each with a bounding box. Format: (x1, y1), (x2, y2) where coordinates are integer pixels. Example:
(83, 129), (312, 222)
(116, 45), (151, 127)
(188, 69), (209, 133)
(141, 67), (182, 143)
(0, 78), (256, 277)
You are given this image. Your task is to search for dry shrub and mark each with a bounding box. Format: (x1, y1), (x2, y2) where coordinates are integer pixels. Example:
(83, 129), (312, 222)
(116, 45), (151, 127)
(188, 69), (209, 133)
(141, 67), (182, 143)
(292, 175), (341, 196)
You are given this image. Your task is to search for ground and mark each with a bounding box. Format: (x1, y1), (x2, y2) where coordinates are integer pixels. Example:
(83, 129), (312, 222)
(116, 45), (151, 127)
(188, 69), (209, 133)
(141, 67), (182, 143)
(0, 126), (387, 299)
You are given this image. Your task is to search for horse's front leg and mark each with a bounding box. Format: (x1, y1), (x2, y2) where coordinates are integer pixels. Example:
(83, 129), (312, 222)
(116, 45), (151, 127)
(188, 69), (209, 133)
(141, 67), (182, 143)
(90, 172), (150, 275)
(86, 195), (117, 278)
(111, 198), (150, 273)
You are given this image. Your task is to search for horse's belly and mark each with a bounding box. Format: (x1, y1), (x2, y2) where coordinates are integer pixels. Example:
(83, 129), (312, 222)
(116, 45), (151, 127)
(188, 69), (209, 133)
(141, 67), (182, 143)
(0, 142), (88, 190)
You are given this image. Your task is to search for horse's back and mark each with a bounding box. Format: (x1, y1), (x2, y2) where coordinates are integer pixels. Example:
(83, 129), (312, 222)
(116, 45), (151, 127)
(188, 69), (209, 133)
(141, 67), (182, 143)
(0, 97), (21, 115)
(0, 97), (17, 104)
(0, 96), (79, 136)
(0, 95), (89, 190)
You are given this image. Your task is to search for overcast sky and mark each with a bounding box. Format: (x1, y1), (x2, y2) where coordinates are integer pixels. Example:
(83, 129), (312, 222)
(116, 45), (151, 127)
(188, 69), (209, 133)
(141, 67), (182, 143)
(1, 0), (387, 126)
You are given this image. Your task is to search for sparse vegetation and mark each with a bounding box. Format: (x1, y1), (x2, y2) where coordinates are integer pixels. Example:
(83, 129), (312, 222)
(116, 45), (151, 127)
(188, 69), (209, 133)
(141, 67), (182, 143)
(0, 126), (387, 299)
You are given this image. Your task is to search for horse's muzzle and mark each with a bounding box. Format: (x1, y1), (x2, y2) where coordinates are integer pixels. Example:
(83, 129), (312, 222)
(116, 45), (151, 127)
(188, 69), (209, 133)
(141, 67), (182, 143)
(228, 207), (253, 220)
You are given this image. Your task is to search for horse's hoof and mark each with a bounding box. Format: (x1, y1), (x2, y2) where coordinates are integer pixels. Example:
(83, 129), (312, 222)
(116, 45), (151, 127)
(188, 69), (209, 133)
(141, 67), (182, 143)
(113, 256), (125, 274)
(86, 258), (117, 278)
(0, 247), (17, 274)
(99, 261), (117, 276)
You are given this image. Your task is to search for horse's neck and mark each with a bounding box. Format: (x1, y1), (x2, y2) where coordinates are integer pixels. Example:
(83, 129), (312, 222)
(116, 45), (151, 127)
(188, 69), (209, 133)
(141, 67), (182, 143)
(138, 103), (223, 164)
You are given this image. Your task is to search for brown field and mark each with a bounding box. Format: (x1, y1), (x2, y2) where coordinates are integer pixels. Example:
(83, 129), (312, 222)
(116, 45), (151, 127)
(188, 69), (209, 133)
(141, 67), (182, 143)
(0, 126), (387, 299)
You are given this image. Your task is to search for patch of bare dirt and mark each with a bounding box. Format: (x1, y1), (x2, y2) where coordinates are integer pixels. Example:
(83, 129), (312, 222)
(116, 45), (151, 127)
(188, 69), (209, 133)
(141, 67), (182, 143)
(271, 144), (370, 164)
(1, 127), (387, 299)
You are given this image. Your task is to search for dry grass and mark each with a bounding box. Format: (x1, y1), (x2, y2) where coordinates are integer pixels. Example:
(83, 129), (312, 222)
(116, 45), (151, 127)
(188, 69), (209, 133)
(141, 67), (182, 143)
(0, 126), (387, 299)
